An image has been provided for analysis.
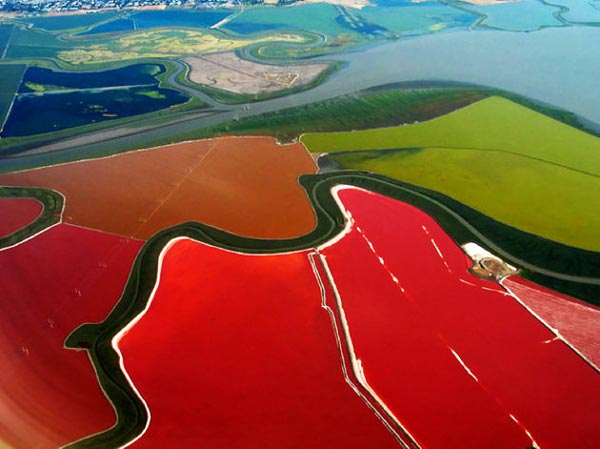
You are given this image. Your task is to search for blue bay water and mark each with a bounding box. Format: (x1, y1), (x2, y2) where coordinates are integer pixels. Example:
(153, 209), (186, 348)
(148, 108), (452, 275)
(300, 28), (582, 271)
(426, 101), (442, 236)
(132, 9), (231, 29)
(81, 19), (135, 35)
(291, 27), (600, 127)
(545, 0), (600, 23)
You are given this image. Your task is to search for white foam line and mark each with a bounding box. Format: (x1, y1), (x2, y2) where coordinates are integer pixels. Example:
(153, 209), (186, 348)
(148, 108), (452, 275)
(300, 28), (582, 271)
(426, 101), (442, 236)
(429, 237), (451, 271)
(449, 346), (541, 448)
(421, 226), (452, 272)
(65, 234), (318, 447)
(508, 414), (540, 449)
(80, 228), (357, 448)
(459, 277), (510, 296)
(501, 279), (600, 373)
(307, 252), (412, 448)
(481, 285), (511, 295)
(449, 347), (479, 383)
(310, 188), (542, 448)
(542, 336), (560, 344)
(62, 186), (380, 445)
(109, 237), (185, 448)
(356, 223), (408, 293)
(459, 278), (477, 288)
(317, 185), (359, 251)
(316, 252), (421, 449)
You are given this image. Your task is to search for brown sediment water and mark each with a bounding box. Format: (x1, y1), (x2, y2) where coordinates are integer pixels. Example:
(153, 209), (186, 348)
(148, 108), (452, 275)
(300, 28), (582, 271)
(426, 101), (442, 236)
(0, 136), (317, 240)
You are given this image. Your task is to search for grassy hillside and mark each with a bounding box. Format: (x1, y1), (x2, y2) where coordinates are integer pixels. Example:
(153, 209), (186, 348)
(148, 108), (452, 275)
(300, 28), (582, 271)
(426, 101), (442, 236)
(306, 97), (600, 251)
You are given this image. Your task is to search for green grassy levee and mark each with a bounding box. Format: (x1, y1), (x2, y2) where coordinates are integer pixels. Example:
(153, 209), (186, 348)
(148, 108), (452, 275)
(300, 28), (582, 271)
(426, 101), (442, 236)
(0, 186), (63, 249)
(182, 86), (490, 142)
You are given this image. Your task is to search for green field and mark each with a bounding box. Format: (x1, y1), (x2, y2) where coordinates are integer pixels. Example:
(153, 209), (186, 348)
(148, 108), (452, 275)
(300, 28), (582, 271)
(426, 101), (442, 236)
(326, 147), (600, 251)
(304, 97), (600, 250)
(302, 96), (600, 175)
(0, 64), (26, 130)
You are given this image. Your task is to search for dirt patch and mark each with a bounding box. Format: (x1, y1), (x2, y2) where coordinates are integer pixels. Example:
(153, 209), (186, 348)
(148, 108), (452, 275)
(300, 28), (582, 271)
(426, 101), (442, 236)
(0, 136), (317, 240)
(462, 242), (518, 280)
(185, 52), (330, 96)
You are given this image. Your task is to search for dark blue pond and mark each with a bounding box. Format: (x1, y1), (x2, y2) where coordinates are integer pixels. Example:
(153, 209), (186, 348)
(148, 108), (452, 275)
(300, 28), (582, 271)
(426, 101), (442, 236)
(19, 64), (164, 93)
(5, 63), (189, 137)
(132, 9), (231, 29)
(81, 18), (135, 35)
(2, 86), (188, 137)
(221, 22), (282, 35)
(25, 12), (118, 30)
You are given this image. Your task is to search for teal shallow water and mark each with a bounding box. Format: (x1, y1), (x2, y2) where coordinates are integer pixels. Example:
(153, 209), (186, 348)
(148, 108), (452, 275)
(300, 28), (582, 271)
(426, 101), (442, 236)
(223, 3), (353, 37)
(266, 26), (600, 127)
(459, 0), (564, 31)
(545, 0), (600, 23)
(359, 3), (478, 34)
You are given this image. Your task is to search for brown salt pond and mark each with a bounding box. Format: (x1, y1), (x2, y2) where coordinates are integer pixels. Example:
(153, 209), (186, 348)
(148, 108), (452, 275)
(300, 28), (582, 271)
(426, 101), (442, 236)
(0, 136), (317, 240)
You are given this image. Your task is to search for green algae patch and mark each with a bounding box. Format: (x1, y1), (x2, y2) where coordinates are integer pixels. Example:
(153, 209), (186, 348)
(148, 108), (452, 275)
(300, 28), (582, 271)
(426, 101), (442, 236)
(309, 97), (600, 251)
(136, 89), (166, 99)
(303, 96), (600, 176)
(326, 147), (600, 251)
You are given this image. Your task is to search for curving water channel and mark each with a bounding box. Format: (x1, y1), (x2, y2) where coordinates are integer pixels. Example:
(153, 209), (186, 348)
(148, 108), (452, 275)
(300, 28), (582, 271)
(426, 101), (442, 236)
(1, 25), (600, 168)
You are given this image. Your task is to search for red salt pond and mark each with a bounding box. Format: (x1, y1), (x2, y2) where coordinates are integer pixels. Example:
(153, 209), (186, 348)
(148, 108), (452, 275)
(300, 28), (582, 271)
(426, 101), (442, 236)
(111, 185), (600, 449)
(0, 223), (143, 449)
(319, 186), (600, 449)
(503, 276), (600, 370)
(0, 198), (43, 238)
(117, 240), (402, 449)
